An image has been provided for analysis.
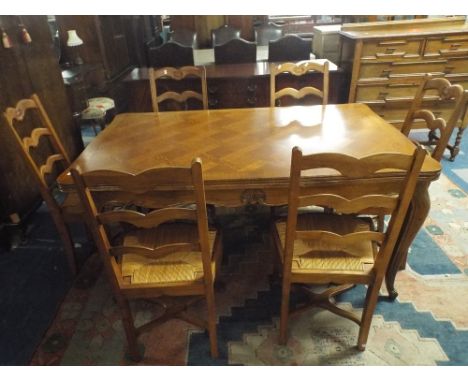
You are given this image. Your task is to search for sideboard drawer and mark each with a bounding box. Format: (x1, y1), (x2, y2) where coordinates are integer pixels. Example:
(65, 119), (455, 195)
(359, 59), (448, 78)
(365, 101), (410, 122)
(355, 80), (422, 101)
(361, 38), (423, 58)
(366, 98), (460, 126)
(446, 75), (468, 90)
(443, 56), (468, 75)
(424, 35), (468, 57)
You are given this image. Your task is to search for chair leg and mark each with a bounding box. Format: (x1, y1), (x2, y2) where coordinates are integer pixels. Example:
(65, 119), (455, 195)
(357, 280), (382, 351)
(205, 285), (219, 358)
(117, 296), (141, 362)
(50, 211), (77, 276)
(279, 280), (291, 345)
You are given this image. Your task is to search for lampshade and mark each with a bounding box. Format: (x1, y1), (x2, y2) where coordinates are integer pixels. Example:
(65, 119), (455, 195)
(66, 30), (83, 47)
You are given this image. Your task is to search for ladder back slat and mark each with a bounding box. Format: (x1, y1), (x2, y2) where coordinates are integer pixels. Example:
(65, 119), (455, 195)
(109, 242), (201, 259)
(98, 208), (197, 228)
(298, 194), (398, 214)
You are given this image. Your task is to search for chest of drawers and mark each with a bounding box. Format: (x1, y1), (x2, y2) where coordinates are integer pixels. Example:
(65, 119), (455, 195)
(340, 17), (468, 160)
(312, 24), (342, 64)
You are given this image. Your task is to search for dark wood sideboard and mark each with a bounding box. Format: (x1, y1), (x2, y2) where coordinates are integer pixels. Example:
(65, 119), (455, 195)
(124, 60), (348, 112)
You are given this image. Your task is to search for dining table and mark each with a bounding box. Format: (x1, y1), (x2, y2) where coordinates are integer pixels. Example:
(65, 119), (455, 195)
(58, 103), (442, 299)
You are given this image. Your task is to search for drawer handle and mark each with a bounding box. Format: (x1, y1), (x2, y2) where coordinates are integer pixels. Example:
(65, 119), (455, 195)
(378, 91), (389, 99)
(207, 86), (218, 95)
(378, 40), (407, 46)
(385, 48), (396, 53)
(247, 84), (257, 92)
(450, 43), (462, 49)
(387, 83), (418, 88)
(444, 66), (455, 73)
(208, 98), (219, 107)
(247, 97), (257, 106)
(381, 69), (392, 77)
(376, 52), (405, 58)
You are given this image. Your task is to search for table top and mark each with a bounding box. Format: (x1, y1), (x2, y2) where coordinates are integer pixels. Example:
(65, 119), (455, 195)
(59, 104), (441, 190)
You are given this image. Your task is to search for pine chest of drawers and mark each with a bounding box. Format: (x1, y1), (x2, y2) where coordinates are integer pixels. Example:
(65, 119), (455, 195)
(340, 17), (468, 160)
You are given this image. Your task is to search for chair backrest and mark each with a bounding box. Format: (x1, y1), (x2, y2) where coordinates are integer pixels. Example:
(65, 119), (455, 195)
(71, 158), (214, 288)
(211, 25), (241, 47)
(3, 94), (71, 205)
(401, 75), (467, 161)
(214, 38), (257, 64)
(147, 41), (194, 68)
(268, 34), (311, 62)
(283, 145), (426, 278)
(255, 23), (283, 46)
(168, 29), (198, 48)
(270, 60), (330, 106)
(148, 66), (208, 113)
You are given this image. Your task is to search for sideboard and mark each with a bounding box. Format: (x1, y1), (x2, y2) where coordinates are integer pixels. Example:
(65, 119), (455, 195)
(123, 59), (348, 112)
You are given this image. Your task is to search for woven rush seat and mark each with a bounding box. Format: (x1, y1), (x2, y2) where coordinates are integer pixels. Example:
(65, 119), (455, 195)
(275, 213), (375, 274)
(121, 223), (218, 285)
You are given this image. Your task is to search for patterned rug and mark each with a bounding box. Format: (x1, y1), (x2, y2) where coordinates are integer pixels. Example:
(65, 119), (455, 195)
(29, 167), (468, 366)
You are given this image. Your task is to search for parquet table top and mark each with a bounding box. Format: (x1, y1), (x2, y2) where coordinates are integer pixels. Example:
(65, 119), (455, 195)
(59, 104), (440, 191)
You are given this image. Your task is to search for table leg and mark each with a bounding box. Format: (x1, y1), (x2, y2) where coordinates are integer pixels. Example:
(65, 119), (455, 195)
(385, 181), (431, 300)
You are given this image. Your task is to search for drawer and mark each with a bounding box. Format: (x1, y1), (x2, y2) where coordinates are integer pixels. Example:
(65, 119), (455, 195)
(446, 75), (468, 90)
(443, 56), (468, 75)
(366, 99), (461, 127)
(424, 35), (468, 57)
(355, 80), (422, 102)
(366, 101), (410, 122)
(359, 59), (448, 79)
(361, 38), (423, 59)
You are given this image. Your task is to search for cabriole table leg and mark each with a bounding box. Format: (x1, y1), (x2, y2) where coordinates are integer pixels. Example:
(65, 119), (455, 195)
(385, 181), (431, 300)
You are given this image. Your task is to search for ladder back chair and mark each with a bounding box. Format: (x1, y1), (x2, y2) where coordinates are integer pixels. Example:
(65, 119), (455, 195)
(71, 158), (223, 360)
(3, 94), (82, 275)
(149, 66), (208, 113)
(271, 145), (426, 350)
(401, 75), (467, 162)
(270, 60), (330, 107)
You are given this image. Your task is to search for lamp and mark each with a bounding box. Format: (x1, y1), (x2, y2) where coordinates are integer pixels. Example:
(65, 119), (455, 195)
(66, 30), (83, 65)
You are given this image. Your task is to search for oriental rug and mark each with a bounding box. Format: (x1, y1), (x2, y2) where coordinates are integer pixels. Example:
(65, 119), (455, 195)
(29, 170), (468, 366)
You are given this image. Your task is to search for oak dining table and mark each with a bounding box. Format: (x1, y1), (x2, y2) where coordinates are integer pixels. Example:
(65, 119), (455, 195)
(58, 103), (441, 299)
